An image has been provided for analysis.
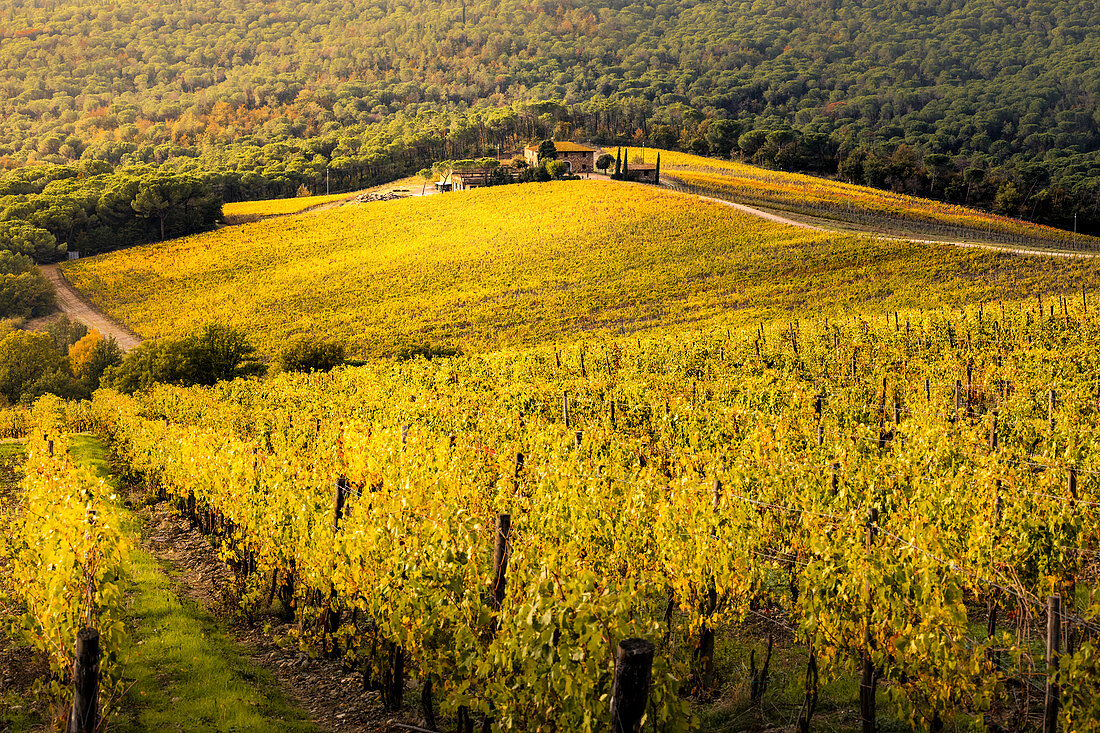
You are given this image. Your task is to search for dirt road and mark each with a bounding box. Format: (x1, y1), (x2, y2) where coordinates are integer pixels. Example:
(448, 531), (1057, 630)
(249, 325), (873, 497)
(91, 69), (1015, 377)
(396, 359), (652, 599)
(695, 194), (825, 232)
(671, 183), (1097, 259)
(40, 264), (141, 350)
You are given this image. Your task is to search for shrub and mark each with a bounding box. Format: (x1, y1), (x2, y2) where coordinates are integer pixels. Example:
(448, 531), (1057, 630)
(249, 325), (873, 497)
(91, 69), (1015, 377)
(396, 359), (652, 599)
(104, 323), (264, 393)
(103, 340), (184, 393)
(184, 322), (265, 385)
(0, 251), (34, 275)
(0, 330), (64, 405)
(45, 315), (88, 350)
(545, 160), (568, 179)
(393, 343), (463, 362)
(22, 369), (88, 404)
(0, 221), (63, 261)
(275, 335), (346, 373)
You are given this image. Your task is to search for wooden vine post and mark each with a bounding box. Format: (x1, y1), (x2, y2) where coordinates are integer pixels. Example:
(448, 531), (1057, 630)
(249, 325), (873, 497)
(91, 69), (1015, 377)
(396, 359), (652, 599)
(1044, 595), (1061, 733)
(966, 361), (973, 415)
(1048, 389), (1056, 433)
(325, 475), (350, 645)
(1066, 468), (1078, 655)
(490, 513), (511, 611)
(694, 477), (722, 690)
(84, 509), (97, 626)
(563, 391), (570, 428)
(988, 412), (1001, 651)
(331, 474), (350, 532)
(861, 508), (879, 733)
(610, 638), (654, 733)
(69, 627), (100, 733)
(488, 513), (512, 638)
(878, 376), (888, 423)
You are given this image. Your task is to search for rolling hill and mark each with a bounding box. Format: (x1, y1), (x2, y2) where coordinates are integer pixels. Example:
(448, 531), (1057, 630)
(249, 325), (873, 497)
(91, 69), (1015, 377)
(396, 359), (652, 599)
(62, 180), (1100, 357)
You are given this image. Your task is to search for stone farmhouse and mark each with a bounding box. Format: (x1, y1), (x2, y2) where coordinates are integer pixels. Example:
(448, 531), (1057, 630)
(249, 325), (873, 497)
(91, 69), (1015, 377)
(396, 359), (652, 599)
(523, 141), (597, 173)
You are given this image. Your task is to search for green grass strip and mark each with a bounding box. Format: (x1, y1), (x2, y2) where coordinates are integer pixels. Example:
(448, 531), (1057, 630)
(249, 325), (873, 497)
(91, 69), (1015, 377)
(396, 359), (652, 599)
(67, 434), (316, 732)
(0, 440), (24, 459)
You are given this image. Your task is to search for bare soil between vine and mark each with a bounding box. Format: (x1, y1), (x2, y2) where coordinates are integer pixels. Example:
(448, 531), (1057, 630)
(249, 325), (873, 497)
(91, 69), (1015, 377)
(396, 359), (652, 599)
(135, 500), (419, 732)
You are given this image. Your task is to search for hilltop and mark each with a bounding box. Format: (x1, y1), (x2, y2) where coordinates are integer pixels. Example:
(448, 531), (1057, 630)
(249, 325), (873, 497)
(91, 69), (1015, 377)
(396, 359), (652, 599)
(62, 180), (1100, 357)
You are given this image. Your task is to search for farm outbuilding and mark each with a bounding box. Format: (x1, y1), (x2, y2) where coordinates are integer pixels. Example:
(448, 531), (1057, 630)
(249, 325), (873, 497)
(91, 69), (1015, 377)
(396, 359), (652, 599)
(624, 163), (657, 183)
(449, 165), (515, 191)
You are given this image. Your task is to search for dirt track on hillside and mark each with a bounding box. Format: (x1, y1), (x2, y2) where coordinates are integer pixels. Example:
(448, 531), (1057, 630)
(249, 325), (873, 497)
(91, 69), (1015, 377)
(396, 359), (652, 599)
(666, 182), (1098, 259)
(695, 194), (826, 232)
(40, 264), (142, 350)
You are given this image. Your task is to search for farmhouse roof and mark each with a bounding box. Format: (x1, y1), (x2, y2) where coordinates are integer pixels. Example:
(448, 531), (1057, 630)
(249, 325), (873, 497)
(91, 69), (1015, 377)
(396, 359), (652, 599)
(628, 163), (657, 170)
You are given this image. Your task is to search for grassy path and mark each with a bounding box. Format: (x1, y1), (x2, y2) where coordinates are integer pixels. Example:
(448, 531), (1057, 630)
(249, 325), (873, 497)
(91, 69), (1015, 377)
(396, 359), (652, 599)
(67, 435), (316, 732)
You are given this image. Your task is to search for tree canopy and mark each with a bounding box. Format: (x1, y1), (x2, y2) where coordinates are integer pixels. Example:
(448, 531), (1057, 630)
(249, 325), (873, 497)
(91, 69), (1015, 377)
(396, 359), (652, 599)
(104, 323), (266, 393)
(0, 0), (1094, 230)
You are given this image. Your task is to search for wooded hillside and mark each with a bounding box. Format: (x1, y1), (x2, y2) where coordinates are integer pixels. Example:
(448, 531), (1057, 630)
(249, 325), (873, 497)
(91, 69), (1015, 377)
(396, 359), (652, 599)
(0, 0), (1097, 230)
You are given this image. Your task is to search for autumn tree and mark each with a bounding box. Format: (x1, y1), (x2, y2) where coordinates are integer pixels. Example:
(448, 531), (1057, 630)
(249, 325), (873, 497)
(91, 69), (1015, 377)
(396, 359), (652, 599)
(69, 329), (123, 390)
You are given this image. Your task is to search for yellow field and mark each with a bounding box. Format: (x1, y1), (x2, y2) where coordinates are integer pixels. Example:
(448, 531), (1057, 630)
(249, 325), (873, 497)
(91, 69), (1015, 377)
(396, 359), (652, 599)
(222, 192), (355, 219)
(221, 177), (425, 224)
(63, 180), (1100, 357)
(641, 148), (1093, 248)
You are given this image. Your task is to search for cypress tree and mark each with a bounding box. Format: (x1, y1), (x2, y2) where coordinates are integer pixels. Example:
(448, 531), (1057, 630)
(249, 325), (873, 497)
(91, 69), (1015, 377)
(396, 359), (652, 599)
(623, 148), (629, 180)
(614, 147), (621, 177)
(654, 152), (660, 185)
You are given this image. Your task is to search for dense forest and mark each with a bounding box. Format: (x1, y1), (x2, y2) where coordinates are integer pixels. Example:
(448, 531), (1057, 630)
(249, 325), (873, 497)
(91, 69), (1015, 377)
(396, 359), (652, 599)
(0, 163), (220, 318)
(0, 0), (1098, 230)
